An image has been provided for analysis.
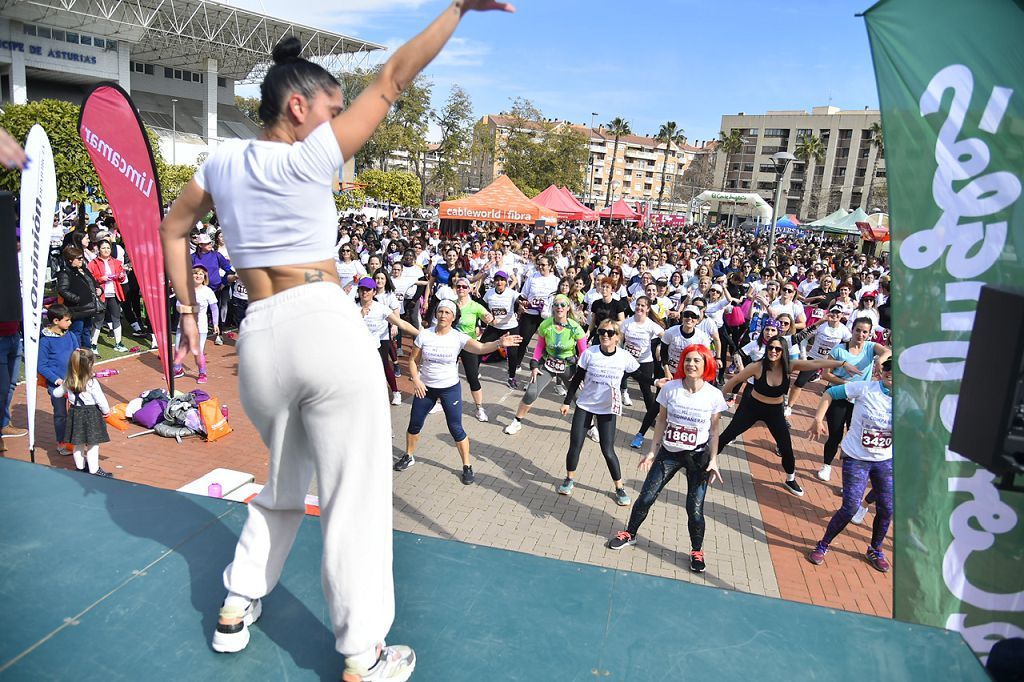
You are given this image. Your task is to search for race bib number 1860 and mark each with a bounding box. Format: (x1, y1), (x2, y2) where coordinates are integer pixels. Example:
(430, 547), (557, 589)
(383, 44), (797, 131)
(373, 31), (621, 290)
(664, 423), (699, 448)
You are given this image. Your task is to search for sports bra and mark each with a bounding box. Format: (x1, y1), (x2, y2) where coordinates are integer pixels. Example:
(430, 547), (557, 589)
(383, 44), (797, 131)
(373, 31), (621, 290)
(753, 361), (790, 398)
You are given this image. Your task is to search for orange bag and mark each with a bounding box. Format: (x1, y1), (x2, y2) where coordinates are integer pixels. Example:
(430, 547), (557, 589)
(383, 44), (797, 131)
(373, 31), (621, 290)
(110, 402), (129, 421)
(198, 396), (232, 442)
(105, 413), (130, 431)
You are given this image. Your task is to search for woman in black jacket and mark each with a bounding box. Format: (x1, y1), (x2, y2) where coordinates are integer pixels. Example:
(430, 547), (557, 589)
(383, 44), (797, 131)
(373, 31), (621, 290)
(57, 246), (102, 351)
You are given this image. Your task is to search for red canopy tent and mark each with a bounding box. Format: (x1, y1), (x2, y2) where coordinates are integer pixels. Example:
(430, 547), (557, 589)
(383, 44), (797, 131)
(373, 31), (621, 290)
(532, 184), (590, 220)
(557, 187), (600, 221)
(439, 175), (558, 225)
(598, 198), (640, 221)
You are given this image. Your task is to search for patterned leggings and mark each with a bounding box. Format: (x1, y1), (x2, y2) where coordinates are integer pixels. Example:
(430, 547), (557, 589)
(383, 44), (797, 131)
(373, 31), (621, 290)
(821, 456), (893, 551)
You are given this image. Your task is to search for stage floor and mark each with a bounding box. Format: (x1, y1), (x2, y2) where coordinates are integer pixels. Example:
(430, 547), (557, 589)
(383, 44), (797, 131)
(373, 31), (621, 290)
(0, 458), (984, 681)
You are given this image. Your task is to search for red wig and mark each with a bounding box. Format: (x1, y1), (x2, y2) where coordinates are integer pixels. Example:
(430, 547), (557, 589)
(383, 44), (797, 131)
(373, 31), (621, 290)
(673, 344), (718, 383)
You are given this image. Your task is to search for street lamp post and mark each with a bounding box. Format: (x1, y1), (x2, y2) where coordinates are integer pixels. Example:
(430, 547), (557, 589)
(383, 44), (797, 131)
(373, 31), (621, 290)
(171, 98), (178, 165)
(767, 151), (796, 264)
(587, 112), (598, 206)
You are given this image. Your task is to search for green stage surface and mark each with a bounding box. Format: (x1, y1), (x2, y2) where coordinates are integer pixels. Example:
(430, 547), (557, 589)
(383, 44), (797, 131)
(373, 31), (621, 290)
(0, 458), (985, 681)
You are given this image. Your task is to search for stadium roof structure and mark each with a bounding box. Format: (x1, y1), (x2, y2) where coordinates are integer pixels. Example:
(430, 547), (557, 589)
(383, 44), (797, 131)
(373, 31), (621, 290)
(0, 0), (385, 81)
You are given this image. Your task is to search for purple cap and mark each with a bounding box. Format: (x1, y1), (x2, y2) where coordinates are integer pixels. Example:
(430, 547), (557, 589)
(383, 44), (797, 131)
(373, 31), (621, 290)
(357, 277), (377, 289)
(494, 270), (509, 280)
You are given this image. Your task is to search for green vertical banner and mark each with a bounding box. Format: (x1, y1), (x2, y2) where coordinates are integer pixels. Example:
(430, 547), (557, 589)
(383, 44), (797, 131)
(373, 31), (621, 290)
(864, 0), (1024, 659)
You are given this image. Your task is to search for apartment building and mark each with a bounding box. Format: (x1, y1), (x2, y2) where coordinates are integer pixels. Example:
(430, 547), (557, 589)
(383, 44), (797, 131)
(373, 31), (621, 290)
(711, 106), (886, 222)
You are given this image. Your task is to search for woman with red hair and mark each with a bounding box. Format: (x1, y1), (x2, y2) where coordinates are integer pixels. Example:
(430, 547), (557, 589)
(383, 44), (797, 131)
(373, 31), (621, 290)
(607, 344), (728, 573)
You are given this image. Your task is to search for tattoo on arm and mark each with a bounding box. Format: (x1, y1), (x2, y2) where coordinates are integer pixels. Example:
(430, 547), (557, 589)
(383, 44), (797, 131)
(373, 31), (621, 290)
(304, 271), (325, 283)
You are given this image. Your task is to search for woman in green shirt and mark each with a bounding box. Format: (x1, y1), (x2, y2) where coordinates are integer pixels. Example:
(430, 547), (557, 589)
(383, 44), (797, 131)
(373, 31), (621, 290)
(454, 277), (495, 423)
(504, 294), (588, 435)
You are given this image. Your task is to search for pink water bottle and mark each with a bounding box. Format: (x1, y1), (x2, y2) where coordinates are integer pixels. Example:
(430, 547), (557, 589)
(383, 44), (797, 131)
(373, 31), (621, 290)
(95, 369), (119, 378)
(208, 482), (223, 498)
(221, 404), (229, 420)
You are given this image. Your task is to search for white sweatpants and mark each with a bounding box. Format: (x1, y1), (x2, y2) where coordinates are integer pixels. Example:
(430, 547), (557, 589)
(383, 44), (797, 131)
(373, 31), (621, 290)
(222, 282), (395, 656)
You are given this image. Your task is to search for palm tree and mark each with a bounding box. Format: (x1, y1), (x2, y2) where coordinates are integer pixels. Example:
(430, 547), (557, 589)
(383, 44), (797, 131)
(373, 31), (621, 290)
(716, 129), (744, 191)
(655, 121), (686, 212)
(863, 121), (884, 211)
(795, 134), (826, 219)
(603, 117), (632, 205)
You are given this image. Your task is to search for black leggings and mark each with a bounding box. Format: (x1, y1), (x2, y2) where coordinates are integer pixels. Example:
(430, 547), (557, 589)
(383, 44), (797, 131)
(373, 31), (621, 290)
(479, 325), (517, 379)
(822, 398), (853, 465)
(718, 392), (795, 474)
(627, 444), (711, 550)
(619, 360), (659, 435)
(514, 313), (542, 370)
(565, 407), (621, 481)
(378, 340), (397, 393)
(459, 349), (482, 392)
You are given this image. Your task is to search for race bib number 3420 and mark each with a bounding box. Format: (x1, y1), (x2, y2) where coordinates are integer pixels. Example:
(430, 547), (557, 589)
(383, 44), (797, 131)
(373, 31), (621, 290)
(861, 428), (892, 452)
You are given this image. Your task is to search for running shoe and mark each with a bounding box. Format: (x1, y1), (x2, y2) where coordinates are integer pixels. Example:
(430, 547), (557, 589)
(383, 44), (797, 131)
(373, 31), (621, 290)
(629, 433), (644, 449)
(852, 505), (870, 524)
(429, 403), (443, 415)
(92, 467), (114, 478)
(343, 644), (416, 682)
(393, 365), (401, 377)
(112, 343), (129, 353)
(214, 334), (224, 346)
(783, 405), (793, 418)
(622, 389), (633, 407)
(1, 425), (28, 438)
(130, 322), (142, 334)
(816, 464), (832, 481)
(461, 465), (475, 485)
(173, 366), (186, 379)
(783, 478), (805, 497)
(553, 383), (568, 396)
(808, 541), (828, 565)
(476, 406), (489, 423)
(866, 547), (891, 573)
(391, 392), (402, 406)
(503, 419), (522, 435)
(608, 530), (636, 550)
(689, 550), (706, 573)
(211, 598), (262, 653)
(614, 487), (631, 506)
(393, 455), (415, 472)
(91, 345), (101, 358)
(197, 373), (209, 384)
(587, 426), (600, 443)
(556, 477), (575, 495)
(507, 377), (519, 389)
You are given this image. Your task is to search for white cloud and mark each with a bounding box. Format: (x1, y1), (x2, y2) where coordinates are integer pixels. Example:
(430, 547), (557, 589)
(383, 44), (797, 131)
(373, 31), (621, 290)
(433, 37), (491, 67)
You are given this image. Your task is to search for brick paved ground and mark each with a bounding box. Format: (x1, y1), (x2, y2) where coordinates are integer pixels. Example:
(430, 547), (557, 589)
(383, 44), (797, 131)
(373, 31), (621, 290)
(2, 335), (891, 616)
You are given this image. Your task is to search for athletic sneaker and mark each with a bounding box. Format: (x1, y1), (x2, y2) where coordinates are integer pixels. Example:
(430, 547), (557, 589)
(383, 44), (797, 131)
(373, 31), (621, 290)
(866, 547), (891, 573)
(344, 644), (416, 682)
(211, 598), (262, 653)
(214, 334), (224, 346)
(783, 478), (805, 497)
(852, 505), (870, 524)
(429, 403), (443, 415)
(197, 373), (209, 384)
(91, 345), (101, 358)
(630, 433), (644, 449)
(614, 488), (631, 506)
(173, 366), (186, 379)
(608, 530), (636, 550)
(503, 419), (522, 435)
(587, 426), (600, 443)
(112, 343), (128, 353)
(816, 464), (832, 481)
(393, 365), (401, 377)
(808, 542), (829, 565)
(556, 477), (574, 495)
(476, 406), (489, 423)
(391, 392), (402, 406)
(689, 550), (706, 573)
(507, 377), (519, 389)
(553, 383), (568, 396)
(92, 467), (113, 478)
(621, 389), (633, 406)
(130, 322), (142, 334)
(393, 455), (415, 472)
(783, 405), (793, 418)
(461, 465), (475, 485)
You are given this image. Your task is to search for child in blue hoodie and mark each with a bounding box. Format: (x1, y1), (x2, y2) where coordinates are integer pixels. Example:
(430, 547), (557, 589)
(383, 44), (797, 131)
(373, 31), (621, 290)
(38, 304), (78, 449)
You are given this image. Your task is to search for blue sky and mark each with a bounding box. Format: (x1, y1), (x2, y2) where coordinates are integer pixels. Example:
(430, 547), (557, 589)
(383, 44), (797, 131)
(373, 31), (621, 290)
(232, 0), (881, 144)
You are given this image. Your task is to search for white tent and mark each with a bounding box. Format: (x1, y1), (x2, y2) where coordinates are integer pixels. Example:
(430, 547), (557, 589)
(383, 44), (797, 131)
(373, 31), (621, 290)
(695, 190), (773, 221)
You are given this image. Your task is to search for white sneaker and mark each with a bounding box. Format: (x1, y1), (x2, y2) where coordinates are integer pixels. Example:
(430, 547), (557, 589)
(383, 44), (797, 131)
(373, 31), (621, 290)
(852, 505), (870, 524)
(344, 644), (416, 682)
(783, 405), (793, 418)
(554, 383), (568, 396)
(429, 403), (443, 414)
(476, 406), (488, 422)
(622, 389), (633, 407)
(587, 426), (600, 443)
(816, 464), (831, 481)
(503, 419), (522, 435)
(211, 598), (262, 653)
(391, 391), (402, 406)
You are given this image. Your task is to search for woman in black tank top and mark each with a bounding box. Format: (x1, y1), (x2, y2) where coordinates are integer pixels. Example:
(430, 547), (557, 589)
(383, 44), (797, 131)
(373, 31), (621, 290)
(718, 338), (859, 497)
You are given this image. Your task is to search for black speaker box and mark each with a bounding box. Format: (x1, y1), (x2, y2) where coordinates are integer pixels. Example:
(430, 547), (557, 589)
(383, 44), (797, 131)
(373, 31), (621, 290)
(948, 285), (1024, 475)
(0, 192), (20, 321)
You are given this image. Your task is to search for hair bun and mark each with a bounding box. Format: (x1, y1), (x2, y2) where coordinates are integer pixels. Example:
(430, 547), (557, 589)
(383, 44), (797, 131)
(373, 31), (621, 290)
(272, 36), (303, 65)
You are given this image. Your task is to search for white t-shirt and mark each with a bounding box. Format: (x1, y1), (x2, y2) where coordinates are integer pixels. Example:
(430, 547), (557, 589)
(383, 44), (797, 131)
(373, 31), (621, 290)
(807, 323), (852, 360)
(194, 121), (341, 269)
(392, 275), (420, 304)
(360, 301), (392, 343)
(336, 260), (367, 288)
(415, 328), (469, 388)
(574, 346), (640, 415)
(839, 381), (893, 462)
(662, 326), (712, 373)
(483, 287), (520, 330)
(769, 299), (803, 322)
(657, 380), (729, 452)
(621, 316), (663, 364)
(232, 279), (249, 301)
(178, 285), (218, 334)
(521, 273), (560, 317)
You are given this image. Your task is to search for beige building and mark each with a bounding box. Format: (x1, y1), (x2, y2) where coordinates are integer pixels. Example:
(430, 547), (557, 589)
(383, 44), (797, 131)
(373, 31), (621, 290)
(469, 114), (714, 211)
(712, 106), (886, 222)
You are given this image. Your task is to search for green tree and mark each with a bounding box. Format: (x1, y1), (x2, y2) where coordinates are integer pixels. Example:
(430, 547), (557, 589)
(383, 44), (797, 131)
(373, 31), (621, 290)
(426, 85), (474, 203)
(357, 169), (421, 208)
(863, 120), (884, 211)
(654, 121), (686, 212)
(235, 95), (262, 126)
(716, 129), (744, 191)
(543, 124), (588, 193)
(794, 134), (827, 219)
(468, 118), (496, 192)
(603, 117), (632, 205)
(498, 98), (587, 197)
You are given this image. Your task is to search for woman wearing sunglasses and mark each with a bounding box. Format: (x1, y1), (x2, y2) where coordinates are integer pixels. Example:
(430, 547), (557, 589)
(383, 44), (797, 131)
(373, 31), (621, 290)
(503, 294), (588, 435)
(720, 338), (860, 496)
(335, 243), (367, 293)
(558, 319), (644, 506)
(808, 358), (894, 572)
